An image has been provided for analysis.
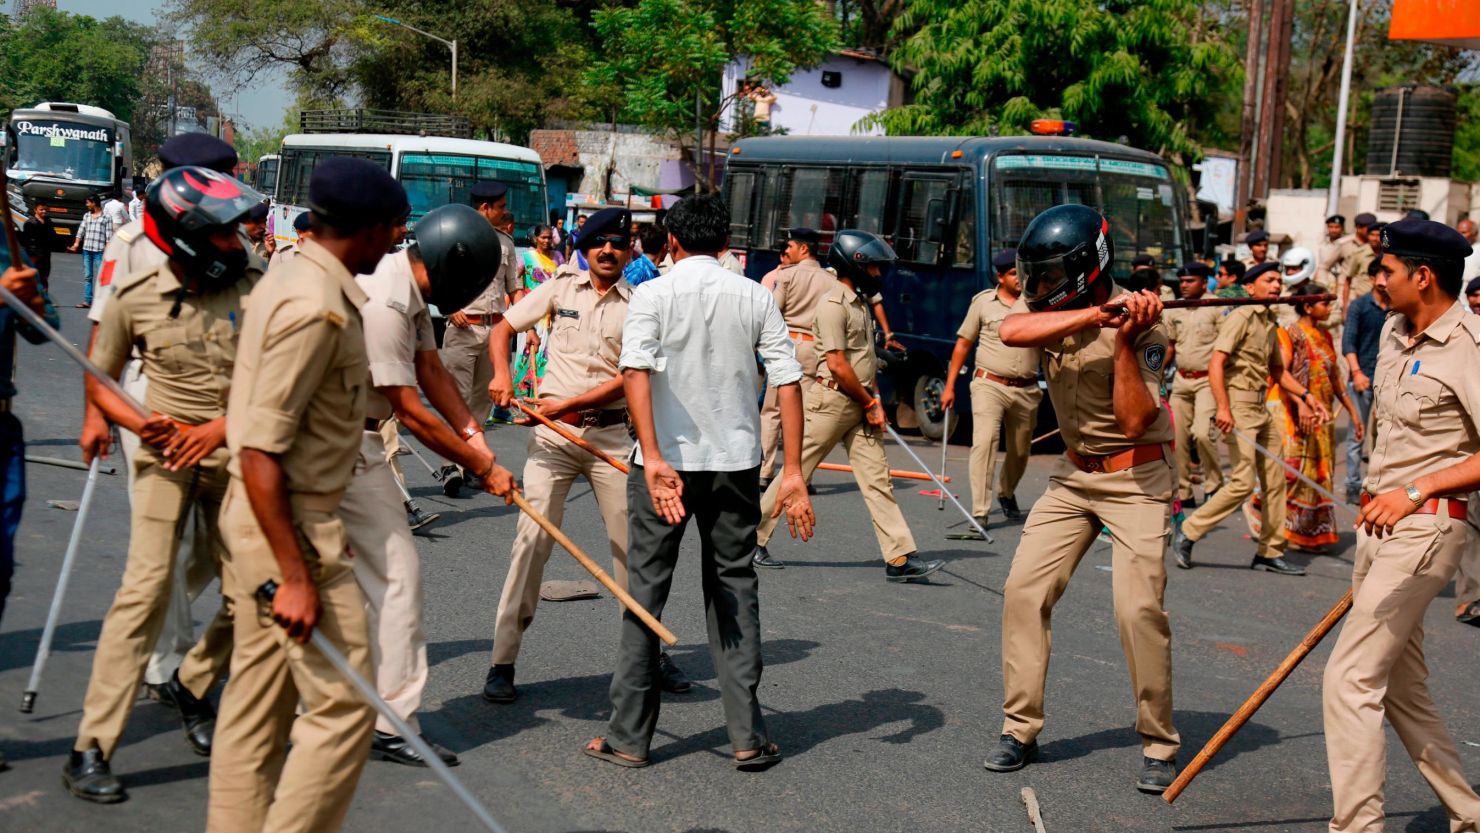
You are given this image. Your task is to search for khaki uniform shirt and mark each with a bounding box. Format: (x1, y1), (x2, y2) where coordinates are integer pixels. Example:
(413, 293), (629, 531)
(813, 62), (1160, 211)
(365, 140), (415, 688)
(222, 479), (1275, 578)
(1240, 255), (1270, 271)
(1039, 288), (1173, 455)
(770, 259), (833, 334)
(956, 289), (1040, 379)
(1318, 234), (1356, 283)
(1213, 304), (1278, 393)
(92, 263), (260, 425)
(813, 283), (876, 388)
(226, 240), (370, 496)
(1165, 305), (1223, 373)
(1365, 301), (1480, 497)
(1341, 244), (1376, 299)
(459, 228), (519, 315)
(89, 220), (166, 325)
(503, 269), (631, 405)
(251, 236), (270, 261)
(358, 250), (436, 422)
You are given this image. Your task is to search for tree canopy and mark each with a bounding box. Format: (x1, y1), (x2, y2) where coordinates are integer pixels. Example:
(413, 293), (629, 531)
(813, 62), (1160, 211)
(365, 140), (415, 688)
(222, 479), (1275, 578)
(0, 7), (157, 122)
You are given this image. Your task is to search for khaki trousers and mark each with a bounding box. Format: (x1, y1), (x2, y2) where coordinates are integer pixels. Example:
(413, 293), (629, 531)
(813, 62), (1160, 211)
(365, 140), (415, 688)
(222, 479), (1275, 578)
(1181, 393), (1287, 558)
(1323, 509), (1480, 833)
(756, 386), (916, 561)
(114, 365), (216, 687)
(492, 423), (630, 666)
(340, 431), (427, 735)
(1168, 374), (1225, 498)
(440, 321), (494, 425)
(968, 377), (1040, 517)
(758, 339), (816, 481)
(1000, 455), (1180, 760)
(208, 482), (374, 833)
(75, 445), (234, 758)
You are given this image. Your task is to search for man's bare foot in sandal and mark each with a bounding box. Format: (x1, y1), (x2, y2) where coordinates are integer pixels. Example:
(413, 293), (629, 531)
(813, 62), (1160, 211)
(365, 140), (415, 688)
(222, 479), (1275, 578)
(583, 737), (649, 768)
(735, 742), (782, 771)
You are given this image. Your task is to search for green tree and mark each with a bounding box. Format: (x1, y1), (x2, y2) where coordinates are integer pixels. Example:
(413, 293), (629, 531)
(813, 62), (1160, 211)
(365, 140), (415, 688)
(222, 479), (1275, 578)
(0, 7), (156, 121)
(870, 0), (1240, 158)
(584, 0), (838, 189)
(1451, 83), (1480, 184)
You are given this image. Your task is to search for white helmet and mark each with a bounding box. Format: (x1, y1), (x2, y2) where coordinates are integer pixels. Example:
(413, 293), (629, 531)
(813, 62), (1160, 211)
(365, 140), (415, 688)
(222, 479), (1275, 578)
(1279, 246), (1315, 287)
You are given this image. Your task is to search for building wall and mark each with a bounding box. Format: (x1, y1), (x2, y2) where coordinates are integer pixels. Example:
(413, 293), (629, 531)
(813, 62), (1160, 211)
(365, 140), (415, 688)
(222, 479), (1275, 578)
(1266, 189), (1331, 255)
(722, 54), (893, 136)
(529, 127), (689, 198)
(1337, 174), (1473, 226)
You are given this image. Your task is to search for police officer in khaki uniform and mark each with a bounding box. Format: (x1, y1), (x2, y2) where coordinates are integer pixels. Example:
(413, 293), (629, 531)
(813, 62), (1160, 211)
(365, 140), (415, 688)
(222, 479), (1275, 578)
(344, 204), (516, 767)
(1165, 262), (1225, 505)
(983, 206), (1179, 793)
(266, 213), (313, 270)
(1324, 219), (1480, 832)
(438, 180), (521, 494)
(63, 167), (264, 803)
(1318, 214), (1354, 286)
(79, 135), (243, 705)
(758, 227), (833, 486)
(941, 248), (1041, 530)
(206, 158), (407, 833)
(1174, 262), (1327, 575)
(244, 202), (271, 260)
(482, 207), (692, 700)
(1240, 228), (1272, 270)
(1339, 213), (1379, 312)
(751, 230), (944, 581)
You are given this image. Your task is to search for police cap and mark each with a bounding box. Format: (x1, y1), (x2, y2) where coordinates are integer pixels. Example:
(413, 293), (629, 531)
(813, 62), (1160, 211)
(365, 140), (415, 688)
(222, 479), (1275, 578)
(1240, 261), (1278, 285)
(307, 157), (408, 229)
(1325, 214), (1345, 226)
(1404, 209), (1430, 221)
(1131, 254), (1155, 268)
(1354, 212), (1377, 228)
(1467, 276), (1480, 296)
(292, 212), (312, 233)
(576, 207), (632, 251)
(247, 202), (270, 222)
(1244, 229), (1269, 245)
(786, 227), (821, 245)
(992, 248), (1017, 272)
(469, 181), (508, 205)
(1380, 218), (1473, 263)
(158, 133), (239, 174)
(1177, 261), (1211, 278)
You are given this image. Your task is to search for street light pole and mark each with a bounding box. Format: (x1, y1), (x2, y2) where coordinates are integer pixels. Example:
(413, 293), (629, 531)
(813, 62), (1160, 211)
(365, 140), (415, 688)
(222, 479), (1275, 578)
(374, 14), (458, 101)
(1326, 0), (1359, 216)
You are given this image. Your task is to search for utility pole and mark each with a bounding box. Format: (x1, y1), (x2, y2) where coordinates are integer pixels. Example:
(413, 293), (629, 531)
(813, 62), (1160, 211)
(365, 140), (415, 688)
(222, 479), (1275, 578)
(1234, 0), (1266, 239)
(374, 15), (458, 100)
(1326, 0), (1360, 216)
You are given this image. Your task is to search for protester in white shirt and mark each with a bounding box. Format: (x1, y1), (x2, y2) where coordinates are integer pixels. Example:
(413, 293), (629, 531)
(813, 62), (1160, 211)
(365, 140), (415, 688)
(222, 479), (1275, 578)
(584, 194), (813, 772)
(127, 191), (143, 222)
(1458, 218), (1479, 283)
(101, 193), (129, 233)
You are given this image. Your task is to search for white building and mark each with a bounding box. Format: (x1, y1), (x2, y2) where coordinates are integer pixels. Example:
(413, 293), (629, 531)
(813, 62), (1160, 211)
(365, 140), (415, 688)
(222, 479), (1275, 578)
(721, 50), (908, 137)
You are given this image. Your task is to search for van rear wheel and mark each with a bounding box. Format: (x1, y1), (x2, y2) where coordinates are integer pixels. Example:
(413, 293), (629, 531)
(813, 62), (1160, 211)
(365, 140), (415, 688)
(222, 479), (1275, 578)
(912, 375), (949, 441)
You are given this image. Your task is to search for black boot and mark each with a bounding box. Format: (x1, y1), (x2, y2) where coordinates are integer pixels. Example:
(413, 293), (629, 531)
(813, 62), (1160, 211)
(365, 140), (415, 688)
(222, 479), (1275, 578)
(999, 495), (1023, 521)
(482, 664), (516, 703)
(982, 734), (1037, 772)
(751, 546), (785, 569)
(167, 670), (215, 757)
(885, 554), (945, 583)
(1137, 756), (1177, 793)
(1172, 527), (1194, 570)
(1251, 555), (1306, 576)
(370, 731), (459, 767)
(62, 746), (126, 803)
(658, 653), (692, 693)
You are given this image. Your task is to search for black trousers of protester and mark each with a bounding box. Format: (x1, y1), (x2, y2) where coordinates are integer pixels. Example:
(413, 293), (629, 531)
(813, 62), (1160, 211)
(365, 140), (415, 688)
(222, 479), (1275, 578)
(607, 464), (768, 760)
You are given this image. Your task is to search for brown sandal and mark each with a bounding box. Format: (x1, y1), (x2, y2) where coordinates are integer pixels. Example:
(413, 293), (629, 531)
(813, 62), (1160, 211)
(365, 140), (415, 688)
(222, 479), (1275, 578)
(583, 737), (649, 768)
(735, 741), (782, 771)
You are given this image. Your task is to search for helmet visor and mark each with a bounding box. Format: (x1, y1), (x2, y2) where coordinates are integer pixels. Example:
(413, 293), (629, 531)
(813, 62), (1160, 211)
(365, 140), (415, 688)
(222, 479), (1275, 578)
(849, 236), (898, 265)
(1020, 253), (1076, 309)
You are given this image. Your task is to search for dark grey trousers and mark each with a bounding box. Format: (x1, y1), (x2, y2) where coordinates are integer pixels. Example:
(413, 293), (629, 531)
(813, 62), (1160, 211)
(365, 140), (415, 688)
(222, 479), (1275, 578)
(606, 464), (767, 759)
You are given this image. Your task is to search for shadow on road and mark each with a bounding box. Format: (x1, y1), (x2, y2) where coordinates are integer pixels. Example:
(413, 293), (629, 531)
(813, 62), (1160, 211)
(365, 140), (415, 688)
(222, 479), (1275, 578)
(1041, 710), (1280, 775)
(0, 618), (103, 673)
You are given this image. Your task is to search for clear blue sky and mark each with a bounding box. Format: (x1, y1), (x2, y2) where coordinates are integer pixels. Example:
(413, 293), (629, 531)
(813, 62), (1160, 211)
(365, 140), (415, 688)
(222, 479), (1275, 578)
(57, 0), (294, 132)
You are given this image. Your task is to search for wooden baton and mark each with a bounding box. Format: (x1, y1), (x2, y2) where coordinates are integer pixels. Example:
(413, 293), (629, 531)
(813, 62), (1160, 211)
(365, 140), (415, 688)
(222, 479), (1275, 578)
(1102, 293), (1336, 313)
(1162, 588), (1354, 803)
(510, 491), (677, 646)
(815, 462), (950, 482)
(513, 400), (631, 474)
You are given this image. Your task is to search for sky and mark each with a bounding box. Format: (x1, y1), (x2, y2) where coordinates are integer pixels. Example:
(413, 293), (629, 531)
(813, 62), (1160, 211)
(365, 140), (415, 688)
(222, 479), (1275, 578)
(56, 0), (295, 133)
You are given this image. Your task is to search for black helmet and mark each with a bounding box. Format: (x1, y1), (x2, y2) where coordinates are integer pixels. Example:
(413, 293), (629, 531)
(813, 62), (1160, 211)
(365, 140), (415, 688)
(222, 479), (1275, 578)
(827, 229), (897, 296)
(412, 203), (501, 313)
(144, 166), (263, 285)
(1018, 205), (1114, 312)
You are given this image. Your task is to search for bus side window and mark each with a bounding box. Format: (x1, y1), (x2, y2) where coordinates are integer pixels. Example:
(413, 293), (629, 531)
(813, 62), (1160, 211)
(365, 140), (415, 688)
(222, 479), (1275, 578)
(725, 171), (758, 248)
(895, 176), (949, 264)
(952, 182), (976, 268)
(846, 168), (893, 239)
(777, 168), (845, 247)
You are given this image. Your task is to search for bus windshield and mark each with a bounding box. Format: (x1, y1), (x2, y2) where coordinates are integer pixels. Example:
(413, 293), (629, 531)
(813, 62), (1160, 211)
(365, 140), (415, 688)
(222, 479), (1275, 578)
(990, 154), (1184, 278)
(398, 153), (545, 239)
(11, 120), (113, 183)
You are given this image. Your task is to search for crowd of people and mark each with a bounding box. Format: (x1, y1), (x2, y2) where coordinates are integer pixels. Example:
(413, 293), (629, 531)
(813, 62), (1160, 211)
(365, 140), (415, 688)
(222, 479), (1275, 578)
(0, 127), (1477, 833)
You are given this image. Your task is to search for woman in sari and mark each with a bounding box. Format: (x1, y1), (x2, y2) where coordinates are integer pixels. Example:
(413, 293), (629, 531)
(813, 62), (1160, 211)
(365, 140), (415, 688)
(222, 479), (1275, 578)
(1274, 283), (1363, 552)
(510, 225), (566, 408)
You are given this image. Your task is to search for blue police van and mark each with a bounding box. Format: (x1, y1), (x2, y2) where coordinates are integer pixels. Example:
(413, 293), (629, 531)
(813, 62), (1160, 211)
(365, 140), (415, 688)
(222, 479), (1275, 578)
(721, 134), (1193, 441)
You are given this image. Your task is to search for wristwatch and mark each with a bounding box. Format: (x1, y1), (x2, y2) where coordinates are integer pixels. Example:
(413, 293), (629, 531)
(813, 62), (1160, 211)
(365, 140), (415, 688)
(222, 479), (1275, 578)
(1404, 483), (1424, 507)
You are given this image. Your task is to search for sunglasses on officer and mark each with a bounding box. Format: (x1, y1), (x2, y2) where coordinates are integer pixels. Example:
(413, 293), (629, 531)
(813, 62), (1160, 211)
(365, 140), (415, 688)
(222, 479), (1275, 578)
(585, 233), (630, 250)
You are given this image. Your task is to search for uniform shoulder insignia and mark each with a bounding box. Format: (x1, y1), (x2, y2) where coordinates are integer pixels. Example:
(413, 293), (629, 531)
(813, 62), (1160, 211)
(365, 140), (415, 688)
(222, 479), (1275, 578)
(115, 225), (141, 244)
(1142, 343), (1167, 371)
(970, 289), (994, 302)
(323, 310), (347, 328)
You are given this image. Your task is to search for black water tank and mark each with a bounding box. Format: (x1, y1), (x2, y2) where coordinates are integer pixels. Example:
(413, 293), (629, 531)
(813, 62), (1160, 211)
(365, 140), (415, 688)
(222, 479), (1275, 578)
(1366, 85), (1456, 177)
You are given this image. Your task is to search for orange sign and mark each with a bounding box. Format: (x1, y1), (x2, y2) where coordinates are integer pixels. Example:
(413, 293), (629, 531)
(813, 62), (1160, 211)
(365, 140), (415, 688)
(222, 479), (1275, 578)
(1390, 0), (1480, 48)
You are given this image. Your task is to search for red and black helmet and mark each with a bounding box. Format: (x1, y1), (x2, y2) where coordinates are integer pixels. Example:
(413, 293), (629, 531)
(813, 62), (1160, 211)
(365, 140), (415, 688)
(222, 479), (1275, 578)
(144, 166), (263, 284)
(1018, 205), (1114, 312)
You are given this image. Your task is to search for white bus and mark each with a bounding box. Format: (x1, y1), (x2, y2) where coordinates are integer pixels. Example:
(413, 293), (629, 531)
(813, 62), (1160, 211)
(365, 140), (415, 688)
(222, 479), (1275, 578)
(272, 133), (547, 247)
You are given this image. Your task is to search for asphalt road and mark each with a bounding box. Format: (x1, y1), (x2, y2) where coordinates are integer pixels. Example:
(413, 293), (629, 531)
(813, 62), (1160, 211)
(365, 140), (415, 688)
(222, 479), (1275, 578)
(1, 253), (1477, 833)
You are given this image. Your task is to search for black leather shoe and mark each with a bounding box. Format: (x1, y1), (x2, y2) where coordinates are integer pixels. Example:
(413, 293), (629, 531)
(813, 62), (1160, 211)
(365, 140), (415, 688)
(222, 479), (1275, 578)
(885, 554), (944, 583)
(806, 483), (818, 496)
(370, 731), (459, 767)
(1137, 756), (1177, 793)
(658, 653), (692, 693)
(1251, 555), (1306, 576)
(1458, 600), (1480, 627)
(752, 546), (785, 569)
(145, 681), (176, 709)
(999, 495), (1023, 521)
(482, 665), (516, 703)
(1172, 528), (1194, 570)
(167, 670), (215, 757)
(983, 734), (1037, 772)
(62, 747), (126, 803)
(440, 465), (464, 498)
